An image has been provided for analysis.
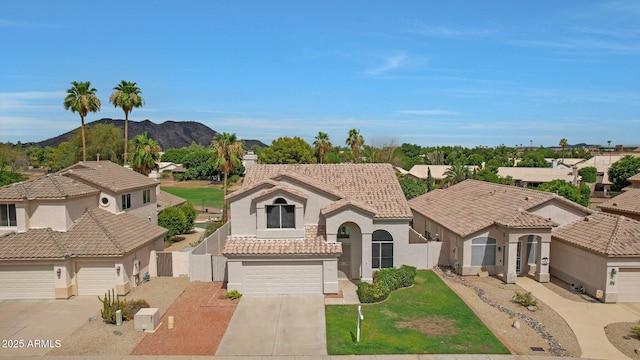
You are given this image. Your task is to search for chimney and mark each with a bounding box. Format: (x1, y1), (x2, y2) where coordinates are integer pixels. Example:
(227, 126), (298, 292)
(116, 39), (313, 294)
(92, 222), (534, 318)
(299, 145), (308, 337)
(552, 159), (557, 168)
(243, 150), (258, 169)
(572, 165), (578, 185)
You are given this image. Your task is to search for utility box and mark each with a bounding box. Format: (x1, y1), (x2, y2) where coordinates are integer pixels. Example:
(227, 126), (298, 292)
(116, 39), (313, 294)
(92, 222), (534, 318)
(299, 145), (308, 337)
(134, 308), (159, 332)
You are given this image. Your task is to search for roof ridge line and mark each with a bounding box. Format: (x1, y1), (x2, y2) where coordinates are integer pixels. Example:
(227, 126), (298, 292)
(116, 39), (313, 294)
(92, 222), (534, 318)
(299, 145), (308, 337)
(49, 228), (70, 257)
(604, 215), (623, 255)
(87, 209), (126, 254)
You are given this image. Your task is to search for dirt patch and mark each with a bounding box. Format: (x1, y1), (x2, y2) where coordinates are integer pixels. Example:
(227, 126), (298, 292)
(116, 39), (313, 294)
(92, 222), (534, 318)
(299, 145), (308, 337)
(605, 322), (640, 360)
(396, 316), (458, 337)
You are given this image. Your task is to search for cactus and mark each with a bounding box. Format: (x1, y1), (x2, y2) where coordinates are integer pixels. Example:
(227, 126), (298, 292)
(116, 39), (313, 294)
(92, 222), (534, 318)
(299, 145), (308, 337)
(98, 289), (126, 324)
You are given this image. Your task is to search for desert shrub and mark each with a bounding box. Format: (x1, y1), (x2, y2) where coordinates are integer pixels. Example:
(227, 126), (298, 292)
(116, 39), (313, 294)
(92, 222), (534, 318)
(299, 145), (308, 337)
(226, 290), (242, 300)
(98, 289), (126, 324)
(634, 321), (640, 339)
(123, 299), (150, 321)
(357, 265), (417, 303)
(512, 291), (538, 307)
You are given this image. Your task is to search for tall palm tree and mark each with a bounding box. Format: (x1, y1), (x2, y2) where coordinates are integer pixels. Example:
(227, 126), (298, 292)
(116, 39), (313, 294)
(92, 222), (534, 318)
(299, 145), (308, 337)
(129, 132), (160, 175)
(313, 132), (332, 164)
(443, 162), (470, 187)
(213, 132), (245, 222)
(345, 128), (364, 163)
(63, 81), (101, 162)
(109, 80), (145, 165)
(559, 138), (568, 163)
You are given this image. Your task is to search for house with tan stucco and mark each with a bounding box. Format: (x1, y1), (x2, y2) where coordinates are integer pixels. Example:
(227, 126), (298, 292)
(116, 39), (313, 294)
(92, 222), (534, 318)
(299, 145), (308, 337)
(598, 173), (640, 221)
(0, 160), (183, 300)
(221, 163), (428, 295)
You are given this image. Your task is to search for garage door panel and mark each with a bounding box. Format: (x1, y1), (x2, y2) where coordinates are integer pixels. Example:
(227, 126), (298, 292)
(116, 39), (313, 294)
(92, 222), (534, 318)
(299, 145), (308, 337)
(0, 265), (55, 299)
(618, 268), (640, 302)
(77, 262), (116, 296)
(242, 261), (322, 295)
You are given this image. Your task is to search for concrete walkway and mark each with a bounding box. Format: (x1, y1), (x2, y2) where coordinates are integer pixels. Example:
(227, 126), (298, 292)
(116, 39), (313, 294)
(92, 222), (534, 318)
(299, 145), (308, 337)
(517, 276), (640, 360)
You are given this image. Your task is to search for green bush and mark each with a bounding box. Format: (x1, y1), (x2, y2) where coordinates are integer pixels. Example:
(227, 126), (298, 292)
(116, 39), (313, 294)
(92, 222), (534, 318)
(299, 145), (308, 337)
(225, 290), (242, 300)
(512, 291), (538, 307)
(634, 321), (640, 339)
(357, 265), (417, 303)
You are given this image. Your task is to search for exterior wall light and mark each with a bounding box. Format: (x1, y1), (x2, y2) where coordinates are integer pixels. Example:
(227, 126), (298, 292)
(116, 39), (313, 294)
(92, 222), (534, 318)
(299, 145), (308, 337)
(56, 268), (61, 279)
(610, 268), (617, 279)
(116, 265), (121, 276)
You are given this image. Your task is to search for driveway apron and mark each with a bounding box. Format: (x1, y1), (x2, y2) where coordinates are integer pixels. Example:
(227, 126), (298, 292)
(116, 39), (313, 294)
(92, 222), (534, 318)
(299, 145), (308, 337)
(216, 295), (327, 356)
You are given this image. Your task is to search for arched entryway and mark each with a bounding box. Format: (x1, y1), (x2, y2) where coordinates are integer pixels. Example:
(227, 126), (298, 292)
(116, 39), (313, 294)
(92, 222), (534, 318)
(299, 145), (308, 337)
(517, 234), (541, 276)
(337, 222), (362, 279)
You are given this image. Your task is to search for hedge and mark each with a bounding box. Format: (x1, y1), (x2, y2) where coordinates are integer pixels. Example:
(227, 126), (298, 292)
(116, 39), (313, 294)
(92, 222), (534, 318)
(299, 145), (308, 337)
(357, 265), (417, 303)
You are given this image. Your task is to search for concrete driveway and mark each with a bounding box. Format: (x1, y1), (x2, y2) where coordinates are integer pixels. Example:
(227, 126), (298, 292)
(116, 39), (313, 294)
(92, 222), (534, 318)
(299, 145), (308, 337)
(0, 296), (100, 357)
(216, 295), (327, 356)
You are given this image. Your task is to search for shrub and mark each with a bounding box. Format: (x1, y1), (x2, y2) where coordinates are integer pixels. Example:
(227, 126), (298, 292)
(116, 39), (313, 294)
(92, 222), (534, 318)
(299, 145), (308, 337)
(123, 299), (150, 321)
(226, 290), (242, 300)
(357, 265), (417, 303)
(634, 320), (640, 339)
(512, 291), (538, 307)
(98, 289), (126, 324)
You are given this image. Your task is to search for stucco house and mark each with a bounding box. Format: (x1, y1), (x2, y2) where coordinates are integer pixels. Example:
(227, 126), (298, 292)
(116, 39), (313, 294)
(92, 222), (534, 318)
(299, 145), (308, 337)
(0, 161), (174, 299)
(410, 179), (640, 303)
(221, 163), (426, 295)
(598, 173), (640, 221)
(497, 166), (580, 187)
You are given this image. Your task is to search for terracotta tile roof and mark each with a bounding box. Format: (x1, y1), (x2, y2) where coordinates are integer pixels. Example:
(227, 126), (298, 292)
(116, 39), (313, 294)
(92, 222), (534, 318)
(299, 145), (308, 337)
(599, 189), (640, 216)
(495, 208), (558, 228)
(321, 198), (377, 216)
(156, 190), (187, 212)
(60, 160), (158, 193)
(0, 208), (166, 260)
(0, 174), (99, 200)
(222, 225), (342, 256)
(240, 164), (412, 219)
(552, 212), (640, 257)
(0, 228), (66, 259)
(409, 180), (590, 237)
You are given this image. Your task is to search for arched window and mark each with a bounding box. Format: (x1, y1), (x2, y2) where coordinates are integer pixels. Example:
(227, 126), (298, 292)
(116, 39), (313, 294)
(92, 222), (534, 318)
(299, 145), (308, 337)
(266, 198), (295, 229)
(372, 230), (393, 269)
(471, 237), (497, 266)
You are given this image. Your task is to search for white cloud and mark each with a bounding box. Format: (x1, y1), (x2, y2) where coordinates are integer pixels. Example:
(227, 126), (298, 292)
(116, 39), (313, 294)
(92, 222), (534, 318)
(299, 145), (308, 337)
(366, 53), (410, 75)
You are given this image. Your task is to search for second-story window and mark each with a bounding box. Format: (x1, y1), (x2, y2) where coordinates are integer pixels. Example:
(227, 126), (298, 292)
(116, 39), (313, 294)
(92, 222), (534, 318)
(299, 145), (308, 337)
(143, 189), (151, 204)
(0, 204), (17, 227)
(266, 198), (295, 229)
(121, 194), (132, 210)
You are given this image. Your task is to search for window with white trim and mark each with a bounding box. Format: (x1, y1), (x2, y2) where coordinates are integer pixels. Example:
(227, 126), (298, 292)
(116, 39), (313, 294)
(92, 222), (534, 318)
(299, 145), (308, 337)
(372, 230), (393, 269)
(143, 189), (151, 204)
(121, 193), (132, 210)
(527, 235), (537, 264)
(266, 198), (295, 229)
(471, 237), (497, 266)
(0, 204), (17, 227)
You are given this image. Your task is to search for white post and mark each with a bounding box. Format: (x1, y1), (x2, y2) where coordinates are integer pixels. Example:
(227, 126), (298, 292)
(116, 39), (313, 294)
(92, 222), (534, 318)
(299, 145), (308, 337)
(357, 305), (364, 343)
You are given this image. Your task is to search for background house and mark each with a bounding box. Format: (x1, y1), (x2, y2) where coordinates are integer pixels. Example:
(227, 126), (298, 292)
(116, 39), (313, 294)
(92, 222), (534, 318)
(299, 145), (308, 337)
(598, 173), (640, 221)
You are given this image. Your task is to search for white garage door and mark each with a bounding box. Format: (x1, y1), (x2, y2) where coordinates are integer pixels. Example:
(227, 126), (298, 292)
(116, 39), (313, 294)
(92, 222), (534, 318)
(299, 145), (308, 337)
(617, 268), (640, 302)
(0, 265), (55, 299)
(77, 262), (116, 296)
(242, 261), (323, 295)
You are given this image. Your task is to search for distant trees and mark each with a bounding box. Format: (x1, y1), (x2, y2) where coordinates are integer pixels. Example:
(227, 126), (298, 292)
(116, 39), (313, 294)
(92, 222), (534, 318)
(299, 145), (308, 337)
(313, 132), (332, 164)
(517, 150), (547, 167)
(109, 80), (145, 165)
(63, 81), (101, 162)
(0, 143), (28, 186)
(345, 129), (364, 163)
(397, 175), (427, 200)
(259, 136), (314, 164)
(608, 155), (640, 191)
(443, 162), (471, 186)
(129, 132), (160, 175)
(538, 179), (590, 207)
(212, 132), (245, 222)
(559, 138), (568, 163)
(578, 166), (597, 183)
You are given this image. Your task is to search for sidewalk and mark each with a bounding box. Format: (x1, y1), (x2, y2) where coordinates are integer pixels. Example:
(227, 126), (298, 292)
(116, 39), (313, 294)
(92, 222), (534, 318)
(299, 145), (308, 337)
(517, 276), (640, 360)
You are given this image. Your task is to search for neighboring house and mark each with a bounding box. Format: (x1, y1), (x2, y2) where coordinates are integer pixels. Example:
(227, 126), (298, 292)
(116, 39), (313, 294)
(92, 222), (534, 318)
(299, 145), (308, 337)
(497, 167), (580, 187)
(408, 165), (479, 183)
(598, 173), (640, 221)
(576, 155), (625, 197)
(157, 161), (183, 173)
(0, 161), (178, 300)
(222, 163), (423, 296)
(546, 158), (584, 169)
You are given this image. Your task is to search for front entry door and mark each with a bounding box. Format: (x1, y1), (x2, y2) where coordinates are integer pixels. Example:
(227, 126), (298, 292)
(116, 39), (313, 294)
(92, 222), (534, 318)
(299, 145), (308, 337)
(338, 244), (351, 279)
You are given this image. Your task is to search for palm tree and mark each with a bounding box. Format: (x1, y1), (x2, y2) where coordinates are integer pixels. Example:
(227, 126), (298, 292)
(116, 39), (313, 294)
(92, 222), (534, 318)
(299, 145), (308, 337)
(109, 80), (145, 165)
(313, 132), (332, 164)
(129, 132), (160, 175)
(345, 129), (364, 163)
(443, 162), (470, 187)
(559, 138), (568, 164)
(63, 81), (101, 162)
(213, 132), (245, 222)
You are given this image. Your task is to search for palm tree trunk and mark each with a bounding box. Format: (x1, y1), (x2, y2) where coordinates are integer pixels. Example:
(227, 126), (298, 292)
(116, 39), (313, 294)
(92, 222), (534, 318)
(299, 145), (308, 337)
(222, 170), (228, 223)
(81, 115), (86, 162)
(123, 112), (129, 165)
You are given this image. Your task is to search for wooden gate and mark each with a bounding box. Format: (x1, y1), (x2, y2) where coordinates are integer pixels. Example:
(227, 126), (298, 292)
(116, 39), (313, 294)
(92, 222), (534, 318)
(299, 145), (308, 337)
(156, 252), (173, 277)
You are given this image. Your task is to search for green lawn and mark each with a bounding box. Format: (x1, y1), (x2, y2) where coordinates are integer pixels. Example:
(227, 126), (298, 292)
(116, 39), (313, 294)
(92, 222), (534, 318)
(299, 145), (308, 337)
(325, 270), (509, 355)
(160, 186), (225, 209)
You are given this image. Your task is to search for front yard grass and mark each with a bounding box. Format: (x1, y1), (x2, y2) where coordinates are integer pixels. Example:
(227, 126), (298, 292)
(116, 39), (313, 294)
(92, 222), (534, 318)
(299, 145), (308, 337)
(325, 270), (509, 355)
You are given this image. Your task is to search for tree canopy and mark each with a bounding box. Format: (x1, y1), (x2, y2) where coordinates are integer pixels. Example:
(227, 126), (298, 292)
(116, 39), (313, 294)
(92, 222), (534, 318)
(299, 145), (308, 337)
(129, 132), (160, 175)
(259, 136), (314, 164)
(109, 80), (144, 164)
(608, 155), (640, 191)
(537, 179), (590, 207)
(63, 81), (101, 162)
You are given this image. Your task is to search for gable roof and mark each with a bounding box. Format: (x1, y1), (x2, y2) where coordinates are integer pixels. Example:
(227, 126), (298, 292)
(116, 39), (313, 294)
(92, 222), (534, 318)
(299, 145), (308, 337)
(495, 209), (558, 229)
(156, 190), (187, 212)
(409, 180), (590, 237)
(552, 212), (640, 257)
(240, 164), (412, 219)
(60, 160), (158, 193)
(598, 189), (640, 216)
(497, 167), (577, 184)
(223, 225), (342, 256)
(0, 173), (99, 201)
(408, 165), (479, 180)
(0, 208), (167, 260)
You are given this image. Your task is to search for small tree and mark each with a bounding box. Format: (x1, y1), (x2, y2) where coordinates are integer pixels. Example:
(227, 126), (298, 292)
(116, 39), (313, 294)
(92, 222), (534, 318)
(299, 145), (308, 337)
(259, 136), (314, 164)
(397, 175), (427, 200)
(158, 206), (187, 241)
(538, 179), (590, 207)
(578, 166), (597, 183)
(608, 155), (640, 191)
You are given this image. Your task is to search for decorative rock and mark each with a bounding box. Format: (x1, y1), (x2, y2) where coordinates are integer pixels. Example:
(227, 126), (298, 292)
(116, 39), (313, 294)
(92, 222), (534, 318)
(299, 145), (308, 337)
(527, 305), (538, 312)
(634, 348), (639, 354)
(478, 270), (489, 277)
(512, 320), (521, 329)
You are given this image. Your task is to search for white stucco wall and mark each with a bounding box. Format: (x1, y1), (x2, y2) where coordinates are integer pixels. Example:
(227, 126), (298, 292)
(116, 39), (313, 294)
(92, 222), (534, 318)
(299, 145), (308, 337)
(550, 240), (609, 301)
(531, 199), (589, 227)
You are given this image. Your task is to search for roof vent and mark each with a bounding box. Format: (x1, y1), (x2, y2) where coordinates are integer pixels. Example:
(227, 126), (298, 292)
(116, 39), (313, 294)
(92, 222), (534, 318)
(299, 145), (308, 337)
(524, 196), (529, 201)
(612, 203), (617, 207)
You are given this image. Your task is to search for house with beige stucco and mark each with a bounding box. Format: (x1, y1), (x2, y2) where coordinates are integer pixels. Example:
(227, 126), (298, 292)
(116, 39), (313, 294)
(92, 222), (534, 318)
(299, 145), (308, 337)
(0, 160), (183, 300)
(221, 163), (429, 295)
(598, 172), (640, 221)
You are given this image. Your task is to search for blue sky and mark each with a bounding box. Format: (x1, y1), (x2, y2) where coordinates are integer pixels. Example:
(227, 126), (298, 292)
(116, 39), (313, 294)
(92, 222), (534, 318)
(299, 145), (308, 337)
(1, 1), (638, 148)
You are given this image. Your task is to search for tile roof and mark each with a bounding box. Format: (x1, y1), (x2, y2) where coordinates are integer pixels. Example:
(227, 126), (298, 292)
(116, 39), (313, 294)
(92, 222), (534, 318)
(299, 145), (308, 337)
(628, 172), (640, 183)
(0, 208), (167, 260)
(575, 155), (628, 185)
(222, 225), (342, 256)
(599, 189), (640, 216)
(409, 165), (479, 180)
(497, 167), (577, 183)
(60, 160), (159, 193)
(252, 185), (309, 201)
(552, 212), (640, 257)
(156, 190), (187, 212)
(240, 164), (412, 219)
(320, 198), (377, 216)
(0, 174), (99, 200)
(409, 180), (590, 237)
(495, 208), (558, 228)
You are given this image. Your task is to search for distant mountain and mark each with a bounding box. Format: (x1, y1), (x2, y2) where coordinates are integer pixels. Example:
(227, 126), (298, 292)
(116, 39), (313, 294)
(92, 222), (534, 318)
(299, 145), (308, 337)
(34, 118), (267, 150)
